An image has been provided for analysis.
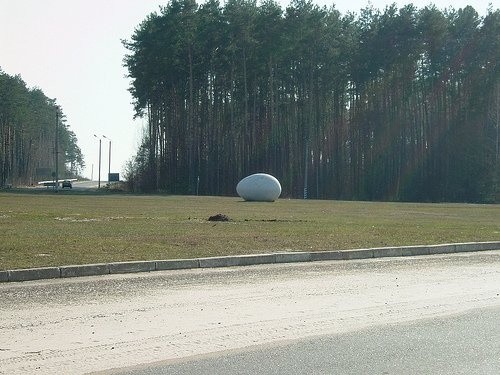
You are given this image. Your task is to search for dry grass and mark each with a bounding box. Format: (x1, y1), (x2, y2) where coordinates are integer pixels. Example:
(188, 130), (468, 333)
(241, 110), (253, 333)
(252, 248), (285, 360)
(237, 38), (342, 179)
(1, 191), (499, 270)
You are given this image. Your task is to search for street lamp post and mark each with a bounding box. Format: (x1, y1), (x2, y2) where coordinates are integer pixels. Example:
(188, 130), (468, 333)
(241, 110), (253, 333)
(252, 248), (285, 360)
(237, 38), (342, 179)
(93, 134), (102, 188)
(103, 135), (111, 182)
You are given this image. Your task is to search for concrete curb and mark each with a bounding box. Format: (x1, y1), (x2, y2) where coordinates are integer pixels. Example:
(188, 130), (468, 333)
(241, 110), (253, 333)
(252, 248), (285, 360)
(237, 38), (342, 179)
(8, 267), (60, 282)
(108, 261), (156, 274)
(198, 254), (277, 268)
(60, 264), (109, 278)
(1, 241), (498, 283)
(156, 259), (199, 271)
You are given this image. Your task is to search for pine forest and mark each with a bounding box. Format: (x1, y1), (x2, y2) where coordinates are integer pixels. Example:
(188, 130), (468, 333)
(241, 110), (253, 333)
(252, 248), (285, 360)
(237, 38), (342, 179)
(123, 0), (499, 203)
(0, 71), (84, 186)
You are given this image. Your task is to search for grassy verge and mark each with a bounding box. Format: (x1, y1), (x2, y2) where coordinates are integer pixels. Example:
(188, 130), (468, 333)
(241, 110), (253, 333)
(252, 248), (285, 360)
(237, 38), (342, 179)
(0, 191), (499, 270)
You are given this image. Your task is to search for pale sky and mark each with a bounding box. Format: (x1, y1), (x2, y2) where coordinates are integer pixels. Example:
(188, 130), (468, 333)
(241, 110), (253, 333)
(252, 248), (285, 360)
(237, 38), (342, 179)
(0, 0), (496, 180)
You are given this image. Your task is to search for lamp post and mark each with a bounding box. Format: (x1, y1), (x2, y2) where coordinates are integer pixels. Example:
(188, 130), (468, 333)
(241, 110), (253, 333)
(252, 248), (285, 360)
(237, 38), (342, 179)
(103, 135), (111, 182)
(93, 134), (102, 188)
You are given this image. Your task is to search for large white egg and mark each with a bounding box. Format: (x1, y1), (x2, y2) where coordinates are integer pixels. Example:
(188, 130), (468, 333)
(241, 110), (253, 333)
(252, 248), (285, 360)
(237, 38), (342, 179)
(236, 173), (282, 202)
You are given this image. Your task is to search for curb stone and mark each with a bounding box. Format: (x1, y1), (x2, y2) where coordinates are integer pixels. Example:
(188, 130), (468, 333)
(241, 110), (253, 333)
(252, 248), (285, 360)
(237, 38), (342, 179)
(108, 261), (156, 274)
(0, 241), (498, 283)
(60, 264), (110, 278)
(373, 247), (403, 258)
(401, 246), (430, 256)
(341, 249), (374, 260)
(8, 267), (60, 282)
(0, 270), (9, 282)
(455, 242), (498, 252)
(276, 252), (311, 263)
(310, 251), (343, 261)
(198, 254), (276, 268)
(156, 259), (200, 271)
(428, 243), (456, 254)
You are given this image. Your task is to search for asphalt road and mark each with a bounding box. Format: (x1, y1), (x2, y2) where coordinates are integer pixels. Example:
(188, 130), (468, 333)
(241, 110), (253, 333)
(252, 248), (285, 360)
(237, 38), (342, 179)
(0, 251), (499, 374)
(72, 180), (101, 189)
(33, 180), (103, 190)
(111, 306), (500, 375)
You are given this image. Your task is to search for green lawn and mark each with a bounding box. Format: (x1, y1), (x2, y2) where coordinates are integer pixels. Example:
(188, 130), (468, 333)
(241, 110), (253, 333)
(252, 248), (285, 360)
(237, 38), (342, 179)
(1, 191), (499, 270)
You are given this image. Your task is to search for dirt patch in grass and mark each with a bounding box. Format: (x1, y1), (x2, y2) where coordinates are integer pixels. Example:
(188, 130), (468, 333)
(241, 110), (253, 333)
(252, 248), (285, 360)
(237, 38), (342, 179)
(208, 213), (231, 222)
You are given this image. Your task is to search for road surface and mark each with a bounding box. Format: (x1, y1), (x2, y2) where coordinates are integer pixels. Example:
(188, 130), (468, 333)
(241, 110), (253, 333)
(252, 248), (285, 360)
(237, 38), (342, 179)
(0, 251), (499, 374)
(33, 180), (105, 190)
(109, 306), (500, 375)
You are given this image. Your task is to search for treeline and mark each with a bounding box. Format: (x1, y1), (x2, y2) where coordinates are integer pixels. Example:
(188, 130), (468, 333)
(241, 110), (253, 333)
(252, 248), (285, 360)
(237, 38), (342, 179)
(124, 0), (499, 202)
(0, 70), (84, 187)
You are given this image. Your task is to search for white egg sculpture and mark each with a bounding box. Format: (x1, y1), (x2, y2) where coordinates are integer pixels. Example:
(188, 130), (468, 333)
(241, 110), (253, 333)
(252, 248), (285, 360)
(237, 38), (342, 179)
(236, 173), (282, 202)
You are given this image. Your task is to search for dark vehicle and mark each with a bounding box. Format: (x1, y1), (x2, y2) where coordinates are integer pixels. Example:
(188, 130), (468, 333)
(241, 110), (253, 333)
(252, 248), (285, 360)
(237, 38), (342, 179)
(62, 180), (72, 189)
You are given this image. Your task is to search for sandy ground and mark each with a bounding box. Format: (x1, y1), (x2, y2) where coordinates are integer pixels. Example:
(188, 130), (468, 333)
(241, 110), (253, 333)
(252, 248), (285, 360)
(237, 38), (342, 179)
(0, 251), (499, 374)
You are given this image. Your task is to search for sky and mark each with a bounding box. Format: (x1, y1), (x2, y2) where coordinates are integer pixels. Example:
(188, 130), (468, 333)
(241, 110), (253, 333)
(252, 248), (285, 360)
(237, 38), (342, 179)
(0, 0), (496, 180)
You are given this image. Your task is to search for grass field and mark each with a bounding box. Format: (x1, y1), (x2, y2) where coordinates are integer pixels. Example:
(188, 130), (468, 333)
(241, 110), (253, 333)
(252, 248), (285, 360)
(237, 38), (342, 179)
(0, 191), (499, 270)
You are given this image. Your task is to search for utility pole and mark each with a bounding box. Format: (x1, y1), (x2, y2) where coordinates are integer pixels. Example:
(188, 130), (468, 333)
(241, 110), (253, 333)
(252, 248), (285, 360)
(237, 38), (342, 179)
(103, 135), (111, 181)
(94, 135), (102, 188)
